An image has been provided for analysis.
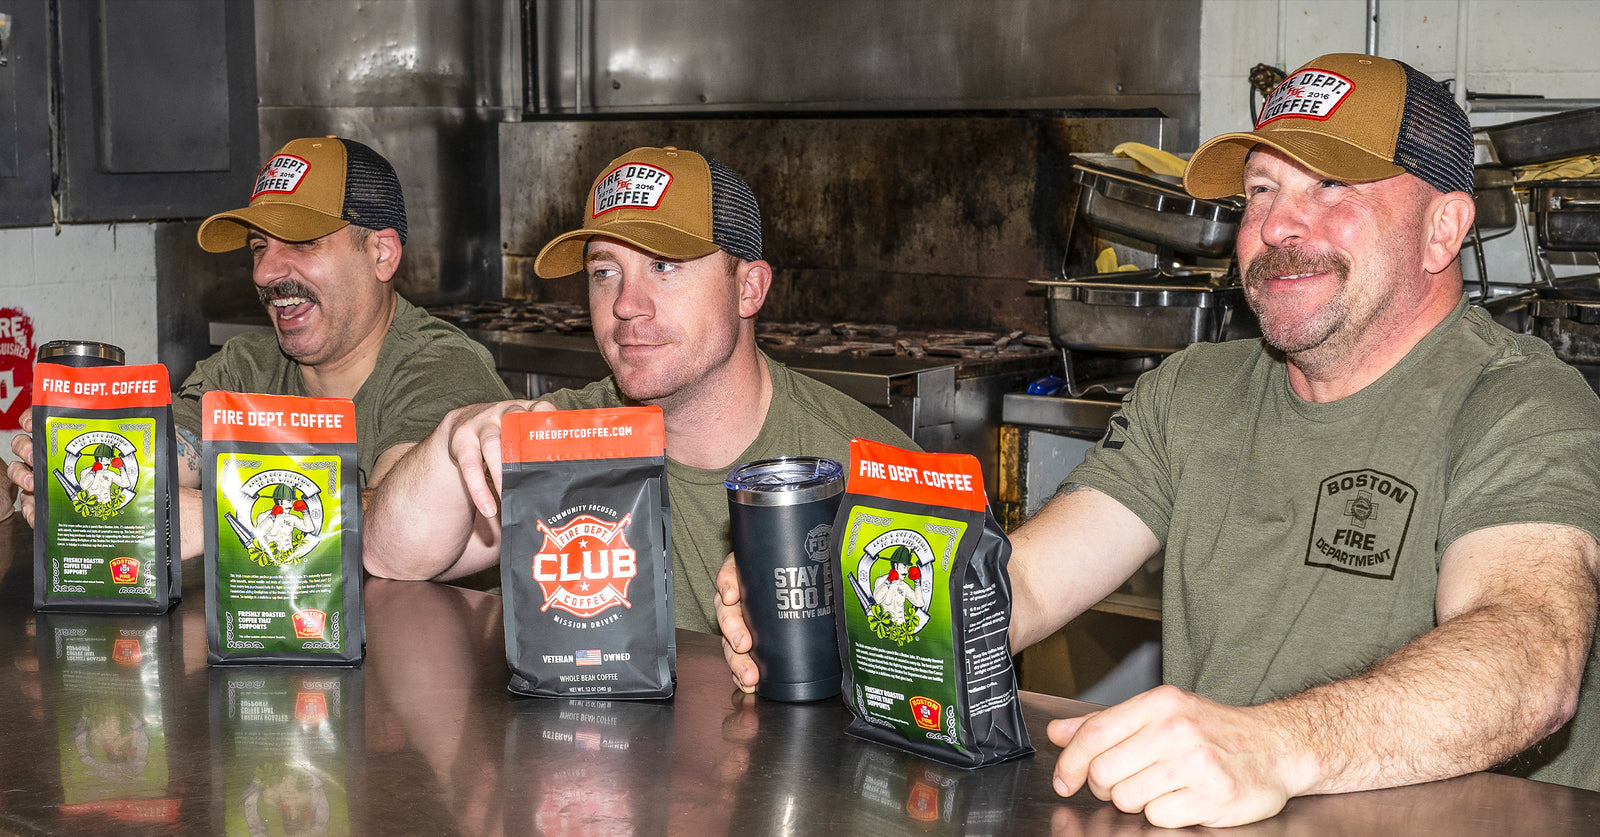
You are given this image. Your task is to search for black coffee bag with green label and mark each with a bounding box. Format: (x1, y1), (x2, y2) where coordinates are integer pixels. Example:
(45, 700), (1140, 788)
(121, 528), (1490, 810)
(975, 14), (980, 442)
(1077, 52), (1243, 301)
(500, 406), (674, 698)
(835, 438), (1031, 768)
(202, 390), (363, 665)
(32, 363), (181, 613)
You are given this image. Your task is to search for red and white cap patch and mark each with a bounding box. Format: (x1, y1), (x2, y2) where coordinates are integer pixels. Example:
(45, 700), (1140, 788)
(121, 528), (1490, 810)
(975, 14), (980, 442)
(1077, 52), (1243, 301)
(592, 162), (673, 216)
(1257, 69), (1354, 126)
(253, 154), (310, 198)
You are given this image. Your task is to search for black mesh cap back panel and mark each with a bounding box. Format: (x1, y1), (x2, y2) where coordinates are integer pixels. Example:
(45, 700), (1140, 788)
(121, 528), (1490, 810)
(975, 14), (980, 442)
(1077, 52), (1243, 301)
(1394, 61), (1475, 196)
(338, 138), (409, 243)
(706, 156), (763, 263)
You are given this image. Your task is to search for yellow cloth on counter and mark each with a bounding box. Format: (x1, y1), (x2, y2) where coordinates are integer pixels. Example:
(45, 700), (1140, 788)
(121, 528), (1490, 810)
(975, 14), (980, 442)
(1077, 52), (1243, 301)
(1514, 155), (1600, 182)
(1112, 142), (1188, 177)
(1096, 247), (1141, 274)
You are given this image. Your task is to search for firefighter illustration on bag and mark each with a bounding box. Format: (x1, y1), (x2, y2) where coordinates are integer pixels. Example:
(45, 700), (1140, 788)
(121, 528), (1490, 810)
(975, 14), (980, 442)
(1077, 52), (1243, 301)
(58, 434), (139, 519)
(223, 471), (326, 567)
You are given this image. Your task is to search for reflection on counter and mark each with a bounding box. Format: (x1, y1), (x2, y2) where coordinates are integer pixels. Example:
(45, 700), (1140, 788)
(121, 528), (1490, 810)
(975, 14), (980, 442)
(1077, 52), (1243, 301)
(209, 666), (364, 836)
(503, 697), (673, 836)
(847, 744), (1031, 836)
(36, 611), (182, 825)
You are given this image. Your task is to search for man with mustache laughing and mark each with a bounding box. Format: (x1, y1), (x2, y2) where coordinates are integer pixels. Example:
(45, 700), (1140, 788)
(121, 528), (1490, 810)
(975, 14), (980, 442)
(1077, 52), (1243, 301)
(3, 136), (511, 558)
(361, 146), (913, 634)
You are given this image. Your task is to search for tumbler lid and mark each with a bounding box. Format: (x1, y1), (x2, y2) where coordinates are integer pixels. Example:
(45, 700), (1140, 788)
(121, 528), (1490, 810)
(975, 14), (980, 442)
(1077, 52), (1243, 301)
(37, 340), (125, 367)
(725, 457), (844, 506)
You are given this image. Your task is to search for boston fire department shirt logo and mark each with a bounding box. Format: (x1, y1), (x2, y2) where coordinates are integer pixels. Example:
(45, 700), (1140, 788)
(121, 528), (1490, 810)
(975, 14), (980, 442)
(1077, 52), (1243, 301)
(1305, 469), (1416, 580)
(592, 163), (673, 216)
(253, 154), (310, 198)
(1258, 68), (1354, 126)
(533, 513), (638, 618)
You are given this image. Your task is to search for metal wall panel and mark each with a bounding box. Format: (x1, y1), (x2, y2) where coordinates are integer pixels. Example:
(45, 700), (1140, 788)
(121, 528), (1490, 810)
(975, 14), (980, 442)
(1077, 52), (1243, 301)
(54, 0), (259, 221)
(255, 0), (520, 107)
(96, 0), (231, 172)
(0, 0), (52, 227)
(532, 0), (1202, 147)
(246, 0), (1198, 300)
(254, 0), (521, 302)
(500, 114), (1171, 333)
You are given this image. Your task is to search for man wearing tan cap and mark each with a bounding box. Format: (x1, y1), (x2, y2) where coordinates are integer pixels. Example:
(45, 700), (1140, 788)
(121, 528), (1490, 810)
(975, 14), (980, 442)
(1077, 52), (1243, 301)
(725, 55), (1600, 824)
(3, 136), (511, 556)
(363, 147), (912, 633)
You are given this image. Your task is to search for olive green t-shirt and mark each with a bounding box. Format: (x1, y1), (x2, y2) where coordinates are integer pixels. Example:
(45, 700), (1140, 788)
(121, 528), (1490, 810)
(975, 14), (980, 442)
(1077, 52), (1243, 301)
(1069, 299), (1600, 791)
(544, 352), (917, 634)
(174, 295), (511, 487)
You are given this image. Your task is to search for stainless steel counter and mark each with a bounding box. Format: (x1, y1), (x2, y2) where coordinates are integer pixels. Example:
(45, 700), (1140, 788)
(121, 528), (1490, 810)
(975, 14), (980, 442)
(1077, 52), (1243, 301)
(1, 515), (1597, 835)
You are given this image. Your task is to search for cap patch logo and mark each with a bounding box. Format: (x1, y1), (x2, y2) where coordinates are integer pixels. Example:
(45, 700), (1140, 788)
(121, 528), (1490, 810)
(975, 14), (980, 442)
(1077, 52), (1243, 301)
(1257, 69), (1354, 126)
(593, 163), (673, 216)
(252, 154), (310, 198)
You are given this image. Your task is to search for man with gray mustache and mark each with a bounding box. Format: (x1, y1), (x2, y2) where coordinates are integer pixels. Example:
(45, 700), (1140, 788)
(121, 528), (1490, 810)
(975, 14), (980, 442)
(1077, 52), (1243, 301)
(1006, 53), (1600, 825)
(4, 136), (511, 559)
(728, 53), (1600, 827)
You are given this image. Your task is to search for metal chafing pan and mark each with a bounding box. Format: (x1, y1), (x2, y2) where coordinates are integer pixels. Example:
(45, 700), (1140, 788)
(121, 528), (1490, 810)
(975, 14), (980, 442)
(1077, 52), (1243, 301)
(1533, 179), (1600, 251)
(1033, 268), (1259, 353)
(1072, 156), (1244, 258)
(1474, 166), (1517, 233)
(1530, 293), (1600, 364)
(1482, 106), (1600, 167)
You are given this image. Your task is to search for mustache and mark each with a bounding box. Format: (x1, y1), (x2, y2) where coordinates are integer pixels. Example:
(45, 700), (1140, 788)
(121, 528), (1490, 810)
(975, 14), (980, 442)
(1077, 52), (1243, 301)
(257, 280), (320, 306)
(1243, 248), (1350, 287)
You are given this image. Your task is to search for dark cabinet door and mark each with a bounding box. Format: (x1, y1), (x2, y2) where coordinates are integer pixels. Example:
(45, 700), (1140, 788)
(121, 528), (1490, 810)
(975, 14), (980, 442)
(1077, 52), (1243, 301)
(54, 0), (258, 222)
(0, 0), (52, 226)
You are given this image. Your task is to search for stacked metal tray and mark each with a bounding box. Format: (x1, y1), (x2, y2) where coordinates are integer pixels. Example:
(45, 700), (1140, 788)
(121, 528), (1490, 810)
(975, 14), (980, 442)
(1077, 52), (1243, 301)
(1482, 106), (1600, 167)
(1033, 267), (1259, 354)
(1071, 155), (1244, 258)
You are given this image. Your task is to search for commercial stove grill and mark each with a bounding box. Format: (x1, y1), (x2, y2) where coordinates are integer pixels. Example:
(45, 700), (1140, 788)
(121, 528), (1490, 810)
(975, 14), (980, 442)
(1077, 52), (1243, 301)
(425, 299), (1059, 502)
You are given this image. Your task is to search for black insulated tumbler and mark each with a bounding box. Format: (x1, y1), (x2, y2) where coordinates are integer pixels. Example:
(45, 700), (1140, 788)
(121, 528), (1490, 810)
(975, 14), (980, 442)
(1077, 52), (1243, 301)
(725, 456), (845, 702)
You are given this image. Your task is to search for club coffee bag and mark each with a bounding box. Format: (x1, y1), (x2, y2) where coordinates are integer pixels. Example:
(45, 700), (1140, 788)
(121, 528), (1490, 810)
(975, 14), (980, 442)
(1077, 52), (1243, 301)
(32, 362), (181, 613)
(500, 406), (674, 698)
(835, 438), (1032, 768)
(202, 391), (363, 665)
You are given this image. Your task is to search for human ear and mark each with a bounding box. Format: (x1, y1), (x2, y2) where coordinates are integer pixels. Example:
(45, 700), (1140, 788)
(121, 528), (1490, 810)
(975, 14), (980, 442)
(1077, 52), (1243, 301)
(371, 229), (404, 283)
(1423, 192), (1476, 275)
(737, 259), (772, 319)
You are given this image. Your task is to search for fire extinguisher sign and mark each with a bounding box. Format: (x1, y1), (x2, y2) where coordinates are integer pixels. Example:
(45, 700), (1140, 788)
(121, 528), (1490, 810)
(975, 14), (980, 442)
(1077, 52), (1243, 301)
(0, 307), (36, 432)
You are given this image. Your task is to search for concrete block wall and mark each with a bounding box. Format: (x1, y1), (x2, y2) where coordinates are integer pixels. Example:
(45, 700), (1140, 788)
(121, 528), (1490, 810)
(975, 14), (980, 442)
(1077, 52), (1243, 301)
(1198, 0), (1600, 285)
(0, 222), (161, 482)
(1199, 0), (1600, 141)
(0, 223), (161, 369)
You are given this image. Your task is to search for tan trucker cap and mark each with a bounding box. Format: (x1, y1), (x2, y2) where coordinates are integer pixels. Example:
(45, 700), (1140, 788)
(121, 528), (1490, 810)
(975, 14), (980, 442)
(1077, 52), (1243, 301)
(197, 136), (408, 253)
(1183, 53), (1474, 200)
(534, 146), (763, 278)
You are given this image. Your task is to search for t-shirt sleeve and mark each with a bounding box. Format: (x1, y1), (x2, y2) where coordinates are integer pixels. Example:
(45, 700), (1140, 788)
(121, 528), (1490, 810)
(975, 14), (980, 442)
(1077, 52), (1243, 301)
(1439, 358), (1600, 553)
(369, 344), (512, 456)
(171, 337), (264, 440)
(1062, 351), (1185, 543)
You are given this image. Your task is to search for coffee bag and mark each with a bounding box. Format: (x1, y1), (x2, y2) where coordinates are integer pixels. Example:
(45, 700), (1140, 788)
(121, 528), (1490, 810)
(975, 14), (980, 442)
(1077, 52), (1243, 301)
(500, 406), (674, 698)
(835, 439), (1032, 768)
(32, 363), (181, 613)
(202, 391), (363, 665)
